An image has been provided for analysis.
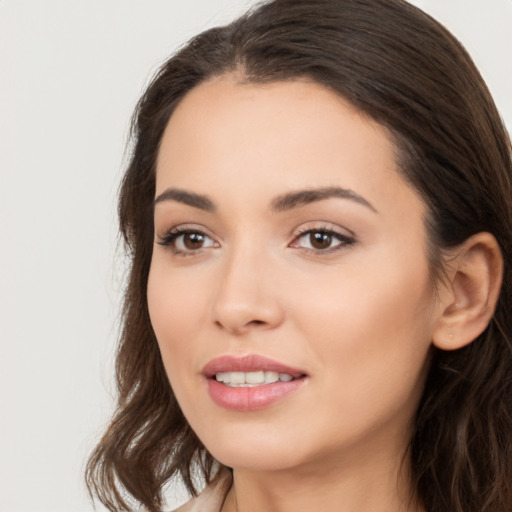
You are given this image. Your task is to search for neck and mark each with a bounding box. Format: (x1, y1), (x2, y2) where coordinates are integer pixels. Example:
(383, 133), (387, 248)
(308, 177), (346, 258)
(221, 443), (423, 512)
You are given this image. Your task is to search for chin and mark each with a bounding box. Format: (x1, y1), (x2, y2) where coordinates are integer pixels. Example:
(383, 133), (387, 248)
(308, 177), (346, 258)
(196, 422), (315, 472)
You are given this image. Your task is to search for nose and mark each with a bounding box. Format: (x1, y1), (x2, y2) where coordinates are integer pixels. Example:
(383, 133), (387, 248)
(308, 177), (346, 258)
(212, 245), (285, 335)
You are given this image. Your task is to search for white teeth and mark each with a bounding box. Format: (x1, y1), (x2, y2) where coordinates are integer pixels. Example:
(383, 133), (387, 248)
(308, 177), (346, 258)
(245, 371), (265, 384)
(264, 371), (279, 383)
(230, 372), (245, 384)
(215, 371), (296, 387)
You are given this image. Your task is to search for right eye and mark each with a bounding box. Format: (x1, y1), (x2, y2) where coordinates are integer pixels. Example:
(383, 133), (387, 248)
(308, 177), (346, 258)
(158, 229), (218, 255)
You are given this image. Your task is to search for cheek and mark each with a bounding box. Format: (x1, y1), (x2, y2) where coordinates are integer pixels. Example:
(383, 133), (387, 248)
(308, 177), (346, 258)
(147, 260), (209, 381)
(291, 252), (435, 411)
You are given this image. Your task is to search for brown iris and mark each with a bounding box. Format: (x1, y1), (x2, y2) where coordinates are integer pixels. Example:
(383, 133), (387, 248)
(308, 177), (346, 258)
(182, 232), (206, 250)
(309, 231), (333, 250)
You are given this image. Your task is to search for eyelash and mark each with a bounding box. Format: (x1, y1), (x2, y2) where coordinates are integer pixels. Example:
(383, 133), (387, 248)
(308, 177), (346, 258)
(157, 226), (218, 257)
(291, 226), (356, 253)
(156, 225), (356, 256)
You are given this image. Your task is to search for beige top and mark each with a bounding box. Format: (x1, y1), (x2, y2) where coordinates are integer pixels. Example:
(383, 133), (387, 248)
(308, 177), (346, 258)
(173, 470), (233, 512)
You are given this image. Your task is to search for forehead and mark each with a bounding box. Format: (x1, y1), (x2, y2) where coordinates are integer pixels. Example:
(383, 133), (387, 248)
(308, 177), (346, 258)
(155, 76), (424, 221)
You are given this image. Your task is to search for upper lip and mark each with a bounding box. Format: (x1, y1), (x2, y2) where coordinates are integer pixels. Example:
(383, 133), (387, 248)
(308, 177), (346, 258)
(202, 354), (306, 378)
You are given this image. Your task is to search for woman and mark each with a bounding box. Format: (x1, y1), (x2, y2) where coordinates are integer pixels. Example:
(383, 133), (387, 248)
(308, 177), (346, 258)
(86, 0), (512, 511)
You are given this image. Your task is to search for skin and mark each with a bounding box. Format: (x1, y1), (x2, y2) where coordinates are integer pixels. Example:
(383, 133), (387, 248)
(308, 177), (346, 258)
(147, 77), (444, 511)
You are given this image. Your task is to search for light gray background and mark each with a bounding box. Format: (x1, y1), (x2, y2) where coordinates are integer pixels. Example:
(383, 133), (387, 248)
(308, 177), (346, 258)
(1, 1), (511, 511)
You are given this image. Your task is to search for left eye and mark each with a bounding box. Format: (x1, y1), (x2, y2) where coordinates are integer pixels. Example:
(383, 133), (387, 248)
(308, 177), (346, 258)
(174, 232), (215, 251)
(158, 229), (217, 254)
(292, 229), (353, 251)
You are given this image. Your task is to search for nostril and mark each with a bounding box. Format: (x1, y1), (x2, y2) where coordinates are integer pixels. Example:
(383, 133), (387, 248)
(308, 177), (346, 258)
(214, 318), (267, 332)
(212, 298), (284, 333)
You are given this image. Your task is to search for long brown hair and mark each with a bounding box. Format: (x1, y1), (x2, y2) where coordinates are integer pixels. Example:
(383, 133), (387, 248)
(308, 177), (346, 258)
(86, 1), (512, 510)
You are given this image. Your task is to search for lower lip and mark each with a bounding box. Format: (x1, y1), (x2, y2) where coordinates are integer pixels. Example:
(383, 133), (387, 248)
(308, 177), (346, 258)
(206, 377), (306, 411)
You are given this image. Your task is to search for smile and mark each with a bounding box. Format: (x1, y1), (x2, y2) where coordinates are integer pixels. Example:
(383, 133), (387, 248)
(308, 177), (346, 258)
(203, 355), (308, 411)
(215, 371), (295, 387)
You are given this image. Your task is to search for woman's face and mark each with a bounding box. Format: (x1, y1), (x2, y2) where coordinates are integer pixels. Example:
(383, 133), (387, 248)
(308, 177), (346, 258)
(148, 77), (440, 472)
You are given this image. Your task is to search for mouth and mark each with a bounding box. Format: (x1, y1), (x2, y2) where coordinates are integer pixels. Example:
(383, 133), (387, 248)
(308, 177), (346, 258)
(202, 354), (307, 381)
(214, 370), (300, 387)
(202, 354), (308, 411)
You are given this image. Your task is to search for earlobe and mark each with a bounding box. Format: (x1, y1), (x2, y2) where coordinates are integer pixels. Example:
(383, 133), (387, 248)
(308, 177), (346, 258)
(432, 232), (503, 351)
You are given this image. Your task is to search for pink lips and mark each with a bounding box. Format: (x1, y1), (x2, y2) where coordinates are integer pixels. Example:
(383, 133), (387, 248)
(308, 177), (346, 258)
(202, 355), (307, 412)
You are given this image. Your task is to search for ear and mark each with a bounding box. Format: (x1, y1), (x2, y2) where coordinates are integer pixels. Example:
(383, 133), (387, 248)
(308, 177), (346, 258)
(432, 232), (503, 351)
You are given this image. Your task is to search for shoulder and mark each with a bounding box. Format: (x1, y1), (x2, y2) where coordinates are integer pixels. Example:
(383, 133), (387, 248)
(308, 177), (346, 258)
(172, 469), (232, 512)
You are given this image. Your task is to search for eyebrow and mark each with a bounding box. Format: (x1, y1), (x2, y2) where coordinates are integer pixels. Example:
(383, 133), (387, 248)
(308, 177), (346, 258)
(153, 186), (377, 213)
(154, 188), (215, 212)
(270, 186), (377, 213)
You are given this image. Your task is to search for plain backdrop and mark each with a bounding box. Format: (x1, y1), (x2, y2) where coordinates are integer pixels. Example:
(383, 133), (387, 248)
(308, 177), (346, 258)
(1, 1), (511, 511)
